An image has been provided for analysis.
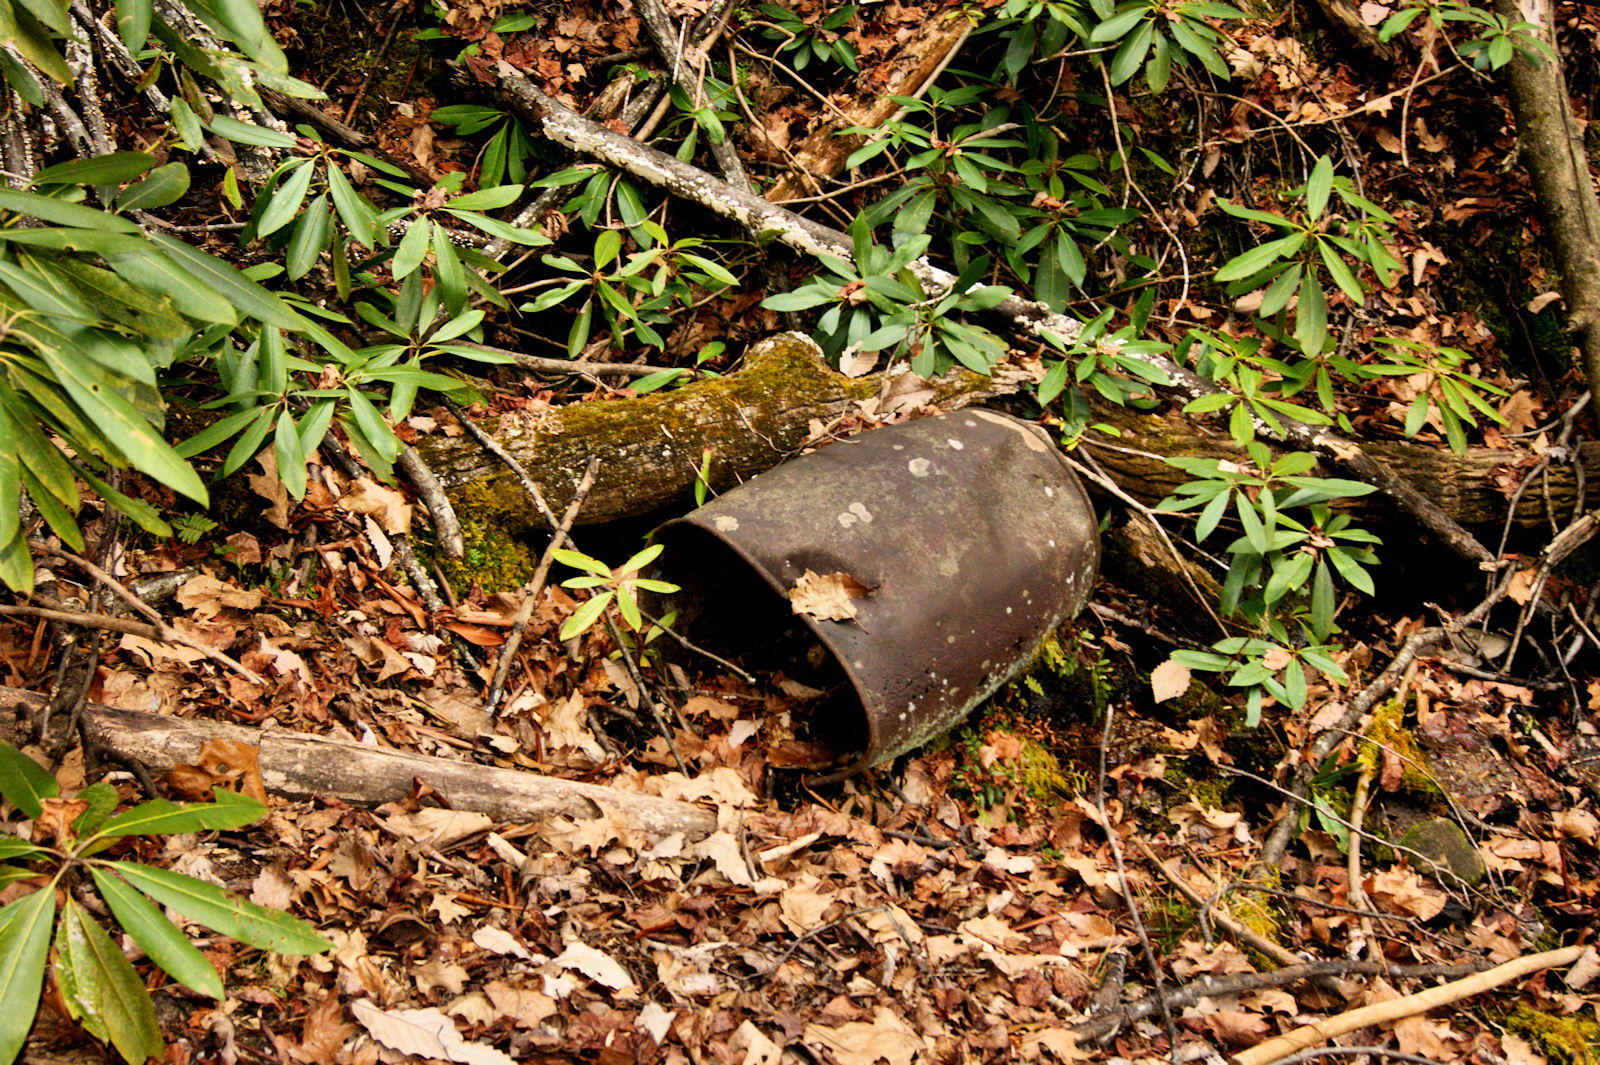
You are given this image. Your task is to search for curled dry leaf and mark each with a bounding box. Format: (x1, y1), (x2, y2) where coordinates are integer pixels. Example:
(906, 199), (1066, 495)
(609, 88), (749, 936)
(338, 477), (414, 535)
(554, 942), (635, 990)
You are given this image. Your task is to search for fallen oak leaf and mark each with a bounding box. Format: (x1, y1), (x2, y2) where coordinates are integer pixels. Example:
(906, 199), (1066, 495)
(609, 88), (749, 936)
(351, 1000), (514, 1065)
(789, 569), (874, 623)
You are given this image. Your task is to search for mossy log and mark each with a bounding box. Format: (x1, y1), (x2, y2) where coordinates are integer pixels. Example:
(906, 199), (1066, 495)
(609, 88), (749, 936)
(416, 333), (1598, 534)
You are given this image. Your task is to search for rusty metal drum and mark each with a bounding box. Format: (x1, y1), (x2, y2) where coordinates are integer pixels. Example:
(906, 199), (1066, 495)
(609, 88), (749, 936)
(656, 408), (1099, 768)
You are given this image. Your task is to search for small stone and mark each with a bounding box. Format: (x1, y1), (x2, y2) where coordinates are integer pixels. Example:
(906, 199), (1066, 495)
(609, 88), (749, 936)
(1399, 818), (1486, 885)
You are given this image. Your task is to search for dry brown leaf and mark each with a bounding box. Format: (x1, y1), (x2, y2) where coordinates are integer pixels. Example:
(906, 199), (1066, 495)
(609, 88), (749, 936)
(177, 574), (263, 619)
(483, 982), (557, 1028)
(1151, 658), (1192, 703)
(1366, 866), (1447, 920)
(385, 808), (493, 847)
(554, 942), (635, 990)
(637, 1002), (676, 1046)
(1554, 807), (1600, 845)
(287, 992), (355, 1064)
(351, 1001), (512, 1065)
(789, 569), (874, 623)
(730, 1020), (783, 1065)
(248, 450), (291, 529)
(194, 738), (267, 802)
(1499, 391), (1541, 435)
(804, 1006), (924, 1065)
(338, 477), (414, 534)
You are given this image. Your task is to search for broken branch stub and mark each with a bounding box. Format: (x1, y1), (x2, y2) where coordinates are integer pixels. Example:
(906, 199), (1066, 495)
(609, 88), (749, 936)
(657, 409), (1099, 768)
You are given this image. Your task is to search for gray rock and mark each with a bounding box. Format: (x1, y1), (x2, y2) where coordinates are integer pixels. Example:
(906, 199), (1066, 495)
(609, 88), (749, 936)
(1399, 817), (1485, 886)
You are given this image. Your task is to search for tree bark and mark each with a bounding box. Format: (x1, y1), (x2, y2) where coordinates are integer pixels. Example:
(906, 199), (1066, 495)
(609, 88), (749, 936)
(1497, 0), (1600, 398)
(419, 332), (1598, 534)
(0, 687), (719, 839)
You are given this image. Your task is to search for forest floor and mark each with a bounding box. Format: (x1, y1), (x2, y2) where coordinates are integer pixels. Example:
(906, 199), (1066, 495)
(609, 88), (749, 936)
(5, 0), (1600, 1060)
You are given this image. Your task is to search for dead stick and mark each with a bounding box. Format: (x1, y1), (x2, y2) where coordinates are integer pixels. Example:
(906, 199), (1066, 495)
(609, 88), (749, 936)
(603, 611), (688, 774)
(1131, 837), (1300, 969)
(0, 687), (716, 838)
(1232, 945), (1586, 1065)
(398, 446), (465, 559)
(34, 547), (265, 686)
(1, 604), (162, 641)
(486, 458), (600, 716)
(1072, 957), (1491, 1044)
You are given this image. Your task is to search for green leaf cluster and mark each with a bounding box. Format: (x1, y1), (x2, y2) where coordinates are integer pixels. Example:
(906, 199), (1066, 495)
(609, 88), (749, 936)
(0, 742), (329, 1065)
(762, 219), (1011, 377)
(555, 543), (680, 640)
(754, 2), (859, 71)
(1088, 0), (1245, 92)
(1215, 155), (1402, 359)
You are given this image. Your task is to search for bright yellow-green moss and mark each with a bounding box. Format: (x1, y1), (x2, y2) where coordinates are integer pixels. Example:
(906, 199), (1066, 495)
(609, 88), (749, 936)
(1359, 698), (1440, 796)
(434, 480), (539, 593)
(1506, 1006), (1600, 1065)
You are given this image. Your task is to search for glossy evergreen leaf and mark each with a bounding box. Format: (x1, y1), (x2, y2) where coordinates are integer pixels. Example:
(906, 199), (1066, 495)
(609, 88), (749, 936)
(285, 192), (331, 279)
(55, 897), (164, 1065)
(114, 0), (151, 50)
(255, 160), (315, 238)
(34, 151), (154, 188)
(0, 888), (54, 1065)
(0, 741), (56, 817)
(89, 866), (224, 999)
(110, 862), (331, 954)
(41, 347), (207, 504)
(96, 790), (265, 840)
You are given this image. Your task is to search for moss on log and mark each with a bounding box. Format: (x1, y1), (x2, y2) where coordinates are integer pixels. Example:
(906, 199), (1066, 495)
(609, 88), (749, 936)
(417, 333), (1598, 534)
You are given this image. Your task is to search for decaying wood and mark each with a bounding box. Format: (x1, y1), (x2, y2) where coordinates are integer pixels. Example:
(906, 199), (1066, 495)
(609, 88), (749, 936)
(761, 16), (973, 204)
(0, 687), (719, 840)
(1231, 945), (1587, 1065)
(419, 332), (1600, 534)
(418, 332), (1019, 527)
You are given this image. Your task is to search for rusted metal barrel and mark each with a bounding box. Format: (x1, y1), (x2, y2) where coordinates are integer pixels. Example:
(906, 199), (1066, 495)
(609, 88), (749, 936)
(657, 409), (1099, 768)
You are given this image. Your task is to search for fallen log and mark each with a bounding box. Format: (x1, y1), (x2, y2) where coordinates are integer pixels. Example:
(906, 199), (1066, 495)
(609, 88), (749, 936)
(417, 332), (1600, 535)
(477, 65), (1501, 563)
(761, 15), (972, 204)
(0, 687), (719, 840)
(417, 332), (1020, 528)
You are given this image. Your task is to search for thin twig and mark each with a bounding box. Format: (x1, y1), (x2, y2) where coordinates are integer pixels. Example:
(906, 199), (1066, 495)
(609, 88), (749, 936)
(34, 546), (266, 686)
(1132, 837), (1299, 968)
(603, 612), (688, 773)
(1071, 957), (1491, 1044)
(1096, 703), (1181, 1063)
(486, 458), (599, 717)
(396, 446), (464, 559)
(342, 0), (408, 124)
(1, 604), (163, 641)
